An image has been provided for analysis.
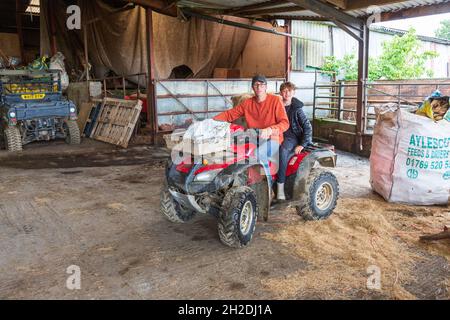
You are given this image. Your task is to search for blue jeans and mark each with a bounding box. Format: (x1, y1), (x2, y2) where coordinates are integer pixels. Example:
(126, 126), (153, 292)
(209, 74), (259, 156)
(278, 137), (298, 183)
(256, 139), (279, 178)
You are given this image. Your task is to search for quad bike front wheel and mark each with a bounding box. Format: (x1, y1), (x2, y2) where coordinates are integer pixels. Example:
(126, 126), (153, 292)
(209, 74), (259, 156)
(296, 168), (339, 221)
(64, 120), (81, 145)
(218, 186), (258, 248)
(3, 126), (23, 152)
(160, 181), (196, 223)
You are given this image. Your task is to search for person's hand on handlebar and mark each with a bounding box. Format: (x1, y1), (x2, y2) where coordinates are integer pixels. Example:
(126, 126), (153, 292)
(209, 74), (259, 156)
(259, 127), (272, 139)
(294, 145), (304, 155)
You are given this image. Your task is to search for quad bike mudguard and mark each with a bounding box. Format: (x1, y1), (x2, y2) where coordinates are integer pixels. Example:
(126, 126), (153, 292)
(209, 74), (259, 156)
(289, 148), (337, 201)
(220, 162), (271, 222)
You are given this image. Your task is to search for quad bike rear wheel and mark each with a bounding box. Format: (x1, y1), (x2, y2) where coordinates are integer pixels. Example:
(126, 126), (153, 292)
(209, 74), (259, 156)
(3, 126), (22, 152)
(218, 186), (258, 248)
(160, 181), (196, 223)
(296, 168), (339, 221)
(64, 120), (81, 145)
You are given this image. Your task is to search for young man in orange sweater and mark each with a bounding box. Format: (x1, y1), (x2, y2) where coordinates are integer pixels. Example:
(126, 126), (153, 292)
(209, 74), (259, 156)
(213, 75), (289, 177)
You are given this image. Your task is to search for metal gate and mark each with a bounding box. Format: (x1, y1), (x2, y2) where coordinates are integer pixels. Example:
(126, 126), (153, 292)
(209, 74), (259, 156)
(155, 78), (285, 132)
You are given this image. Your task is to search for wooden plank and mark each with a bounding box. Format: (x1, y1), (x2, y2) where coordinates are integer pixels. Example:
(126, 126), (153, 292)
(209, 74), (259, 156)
(326, 0), (346, 9)
(121, 106), (142, 148)
(129, 0), (178, 17)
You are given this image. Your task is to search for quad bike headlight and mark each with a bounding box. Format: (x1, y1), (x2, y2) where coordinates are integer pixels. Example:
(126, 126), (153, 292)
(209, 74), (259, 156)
(9, 112), (16, 118)
(70, 107), (76, 113)
(194, 169), (223, 182)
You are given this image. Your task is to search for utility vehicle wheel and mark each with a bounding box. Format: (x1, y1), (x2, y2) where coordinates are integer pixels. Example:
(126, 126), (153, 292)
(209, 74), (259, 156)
(296, 169), (339, 221)
(160, 181), (195, 223)
(218, 186), (258, 248)
(3, 126), (22, 152)
(64, 120), (81, 145)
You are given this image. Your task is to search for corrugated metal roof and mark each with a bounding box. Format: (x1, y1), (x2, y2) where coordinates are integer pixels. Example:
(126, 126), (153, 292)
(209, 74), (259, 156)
(179, 0), (261, 10)
(346, 0), (449, 17)
(176, 0), (449, 20)
(371, 25), (450, 45)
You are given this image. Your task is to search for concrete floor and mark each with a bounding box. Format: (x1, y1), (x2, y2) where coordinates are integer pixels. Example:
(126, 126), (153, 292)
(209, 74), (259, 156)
(0, 139), (448, 299)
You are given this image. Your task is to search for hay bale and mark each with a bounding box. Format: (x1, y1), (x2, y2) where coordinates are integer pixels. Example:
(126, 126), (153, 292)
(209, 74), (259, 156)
(231, 94), (253, 107)
(230, 94), (253, 128)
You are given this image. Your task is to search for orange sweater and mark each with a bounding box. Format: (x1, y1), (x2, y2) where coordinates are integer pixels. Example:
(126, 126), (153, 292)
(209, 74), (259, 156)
(214, 94), (289, 143)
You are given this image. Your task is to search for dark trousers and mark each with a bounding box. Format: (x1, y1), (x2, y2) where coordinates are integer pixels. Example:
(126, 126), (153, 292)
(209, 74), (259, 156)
(278, 137), (298, 184)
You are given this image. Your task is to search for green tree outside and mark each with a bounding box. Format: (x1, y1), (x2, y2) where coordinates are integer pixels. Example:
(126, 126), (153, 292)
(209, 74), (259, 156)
(435, 19), (450, 40)
(321, 29), (439, 80)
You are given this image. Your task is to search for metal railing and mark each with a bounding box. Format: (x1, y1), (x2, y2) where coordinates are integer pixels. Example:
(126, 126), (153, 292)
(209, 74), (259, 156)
(87, 73), (148, 99)
(312, 75), (450, 134)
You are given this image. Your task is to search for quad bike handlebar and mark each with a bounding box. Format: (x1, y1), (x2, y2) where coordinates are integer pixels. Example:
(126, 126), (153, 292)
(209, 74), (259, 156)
(231, 128), (269, 149)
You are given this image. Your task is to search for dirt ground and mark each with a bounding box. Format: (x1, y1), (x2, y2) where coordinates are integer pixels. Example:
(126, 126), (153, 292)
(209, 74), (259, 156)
(0, 139), (448, 300)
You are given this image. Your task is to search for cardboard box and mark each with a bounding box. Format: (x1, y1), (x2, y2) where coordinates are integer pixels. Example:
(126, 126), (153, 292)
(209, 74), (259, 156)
(213, 68), (240, 79)
(180, 136), (230, 155)
(167, 133), (231, 156)
(163, 130), (185, 150)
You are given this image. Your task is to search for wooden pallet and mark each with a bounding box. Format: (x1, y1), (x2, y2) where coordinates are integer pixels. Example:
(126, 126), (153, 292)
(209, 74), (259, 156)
(81, 100), (102, 137)
(90, 97), (142, 148)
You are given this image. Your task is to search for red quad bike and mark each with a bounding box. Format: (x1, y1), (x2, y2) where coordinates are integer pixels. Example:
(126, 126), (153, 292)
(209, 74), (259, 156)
(160, 124), (339, 248)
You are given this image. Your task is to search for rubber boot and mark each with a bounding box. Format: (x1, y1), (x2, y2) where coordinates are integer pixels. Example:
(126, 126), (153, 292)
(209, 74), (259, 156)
(277, 183), (286, 200)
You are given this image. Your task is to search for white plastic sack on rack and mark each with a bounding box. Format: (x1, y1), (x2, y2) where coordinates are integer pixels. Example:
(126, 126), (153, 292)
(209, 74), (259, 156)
(370, 103), (450, 205)
(181, 119), (231, 155)
(50, 52), (69, 91)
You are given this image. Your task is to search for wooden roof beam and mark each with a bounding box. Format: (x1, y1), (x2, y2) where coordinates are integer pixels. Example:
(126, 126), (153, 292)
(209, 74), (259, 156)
(224, 0), (289, 15)
(259, 15), (329, 21)
(346, 0), (405, 11)
(289, 0), (364, 29)
(239, 5), (305, 16)
(325, 0), (347, 9)
(127, 0), (177, 16)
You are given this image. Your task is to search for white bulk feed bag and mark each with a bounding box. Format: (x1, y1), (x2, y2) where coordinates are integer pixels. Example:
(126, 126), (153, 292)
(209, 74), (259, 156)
(370, 104), (450, 205)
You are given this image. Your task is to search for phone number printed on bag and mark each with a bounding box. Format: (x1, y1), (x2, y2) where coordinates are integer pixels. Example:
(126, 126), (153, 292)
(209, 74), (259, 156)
(406, 134), (450, 178)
